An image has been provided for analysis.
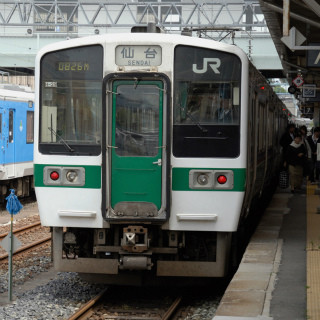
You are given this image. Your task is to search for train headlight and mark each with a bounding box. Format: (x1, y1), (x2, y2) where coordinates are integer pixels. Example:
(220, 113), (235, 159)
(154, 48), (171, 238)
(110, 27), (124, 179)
(197, 174), (209, 185)
(66, 170), (77, 182)
(189, 170), (214, 189)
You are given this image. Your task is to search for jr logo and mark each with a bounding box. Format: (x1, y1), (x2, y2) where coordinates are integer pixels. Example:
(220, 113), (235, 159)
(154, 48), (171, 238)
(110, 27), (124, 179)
(192, 58), (221, 74)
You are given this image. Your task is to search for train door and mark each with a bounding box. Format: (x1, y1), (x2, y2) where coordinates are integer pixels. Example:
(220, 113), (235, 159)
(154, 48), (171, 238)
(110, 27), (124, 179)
(109, 79), (165, 218)
(6, 109), (15, 177)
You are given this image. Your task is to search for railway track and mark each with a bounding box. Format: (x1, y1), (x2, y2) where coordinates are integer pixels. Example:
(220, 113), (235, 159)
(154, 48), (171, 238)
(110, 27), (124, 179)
(0, 220), (51, 261)
(68, 287), (182, 320)
(0, 221), (41, 240)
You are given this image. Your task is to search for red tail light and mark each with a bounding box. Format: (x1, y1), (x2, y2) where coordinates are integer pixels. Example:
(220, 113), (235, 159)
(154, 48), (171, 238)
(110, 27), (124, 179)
(217, 175), (227, 184)
(50, 171), (60, 181)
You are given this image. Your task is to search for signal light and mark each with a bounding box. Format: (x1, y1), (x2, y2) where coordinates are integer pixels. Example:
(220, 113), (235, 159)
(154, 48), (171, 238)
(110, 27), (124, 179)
(260, 86), (265, 90)
(288, 85), (296, 94)
(50, 171), (60, 181)
(217, 175), (227, 184)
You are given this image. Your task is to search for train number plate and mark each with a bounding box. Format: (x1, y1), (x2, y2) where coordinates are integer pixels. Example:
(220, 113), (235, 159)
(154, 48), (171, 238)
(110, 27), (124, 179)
(115, 45), (162, 66)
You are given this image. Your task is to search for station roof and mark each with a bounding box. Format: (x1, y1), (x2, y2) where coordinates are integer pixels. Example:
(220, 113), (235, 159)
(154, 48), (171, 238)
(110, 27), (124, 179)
(259, 0), (320, 118)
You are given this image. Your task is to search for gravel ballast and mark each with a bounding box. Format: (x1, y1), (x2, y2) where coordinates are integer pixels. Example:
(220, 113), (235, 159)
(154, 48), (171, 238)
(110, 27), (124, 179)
(0, 272), (105, 320)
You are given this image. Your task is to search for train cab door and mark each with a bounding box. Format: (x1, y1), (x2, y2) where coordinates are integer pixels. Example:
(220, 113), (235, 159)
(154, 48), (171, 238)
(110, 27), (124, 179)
(107, 79), (167, 220)
(6, 109), (15, 178)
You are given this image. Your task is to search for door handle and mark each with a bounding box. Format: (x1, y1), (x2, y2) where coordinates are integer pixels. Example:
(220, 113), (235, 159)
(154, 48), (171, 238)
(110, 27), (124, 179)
(152, 159), (162, 166)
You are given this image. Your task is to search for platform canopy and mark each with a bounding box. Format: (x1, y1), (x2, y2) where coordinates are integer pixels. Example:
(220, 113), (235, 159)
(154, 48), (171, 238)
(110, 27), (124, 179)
(259, 0), (320, 120)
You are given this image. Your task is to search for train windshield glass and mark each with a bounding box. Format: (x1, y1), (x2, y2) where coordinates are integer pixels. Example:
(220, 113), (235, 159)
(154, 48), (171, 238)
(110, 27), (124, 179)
(174, 46), (241, 126)
(173, 45), (241, 158)
(39, 45), (103, 155)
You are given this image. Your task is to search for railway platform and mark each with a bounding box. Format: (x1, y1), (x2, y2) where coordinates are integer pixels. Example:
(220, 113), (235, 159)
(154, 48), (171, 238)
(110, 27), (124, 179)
(213, 182), (318, 320)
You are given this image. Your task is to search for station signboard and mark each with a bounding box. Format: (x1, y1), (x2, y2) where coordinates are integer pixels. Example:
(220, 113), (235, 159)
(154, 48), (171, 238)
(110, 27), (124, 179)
(302, 87), (320, 102)
(302, 84), (316, 98)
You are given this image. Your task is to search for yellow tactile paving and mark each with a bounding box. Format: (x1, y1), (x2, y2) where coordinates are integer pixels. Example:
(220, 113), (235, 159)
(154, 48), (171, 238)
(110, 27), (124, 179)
(306, 182), (320, 319)
(306, 185), (320, 250)
(307, 252), (320, 319)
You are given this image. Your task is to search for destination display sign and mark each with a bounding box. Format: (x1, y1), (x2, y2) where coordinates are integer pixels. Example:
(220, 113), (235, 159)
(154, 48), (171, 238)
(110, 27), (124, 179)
(115, 45), (162, 66)
(41, 45), (103, 81)
(56, 61), (90, 72)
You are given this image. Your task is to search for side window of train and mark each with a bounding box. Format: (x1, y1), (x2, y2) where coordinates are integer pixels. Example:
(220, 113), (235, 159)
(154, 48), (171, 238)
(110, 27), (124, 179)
(26, 111), (34, 144)
(0, 113), (2, 135)
(268, 108), (273, 148)
(9, 110), (13, 143)
(250, 96), (255, 156)
(255, 96), (260, 151)
(258, 102), (265, 152)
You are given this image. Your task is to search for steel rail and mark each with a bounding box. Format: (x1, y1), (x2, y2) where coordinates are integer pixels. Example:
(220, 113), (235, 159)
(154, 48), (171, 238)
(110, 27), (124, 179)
(67, 292), (181, 320)
(162, 296), (182, 320)
(0, 234), (51, 260)
(0, 221), (42, 240)
(67, 288), (108, 320)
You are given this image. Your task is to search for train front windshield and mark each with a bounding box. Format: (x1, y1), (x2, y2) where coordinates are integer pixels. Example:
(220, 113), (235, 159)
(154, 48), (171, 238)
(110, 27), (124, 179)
(174, 45), (241, 158)
(39, 45), (103, 155)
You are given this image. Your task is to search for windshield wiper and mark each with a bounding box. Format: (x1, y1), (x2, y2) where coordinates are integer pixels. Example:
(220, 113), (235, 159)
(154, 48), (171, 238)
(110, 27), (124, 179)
(48, 127), (75, 153)
(133, 77), (140, 89)
(179, 106), (208, 133)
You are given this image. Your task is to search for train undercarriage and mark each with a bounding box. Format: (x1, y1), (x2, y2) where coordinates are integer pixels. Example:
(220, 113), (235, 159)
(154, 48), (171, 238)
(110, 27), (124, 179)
(52, 225), (233, 281)
(0, 176), (34, 202)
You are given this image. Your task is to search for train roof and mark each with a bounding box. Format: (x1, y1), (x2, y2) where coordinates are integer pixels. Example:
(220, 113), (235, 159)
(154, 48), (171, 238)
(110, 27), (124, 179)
(0, 84), (34, 101)
(36, 32), (248, 62)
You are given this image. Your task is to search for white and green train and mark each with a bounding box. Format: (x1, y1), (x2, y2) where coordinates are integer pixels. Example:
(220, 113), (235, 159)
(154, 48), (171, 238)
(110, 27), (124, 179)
(34, 31), (288, 284)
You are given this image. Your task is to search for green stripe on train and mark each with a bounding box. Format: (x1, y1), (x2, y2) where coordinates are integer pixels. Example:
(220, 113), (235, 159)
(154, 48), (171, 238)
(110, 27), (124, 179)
(34, 164), (101, 188)
(172, 168), (246, 191)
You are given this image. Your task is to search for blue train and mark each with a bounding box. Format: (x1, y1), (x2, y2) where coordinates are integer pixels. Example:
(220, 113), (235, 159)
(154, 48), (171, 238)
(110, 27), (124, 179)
(0, 84), (34, 201)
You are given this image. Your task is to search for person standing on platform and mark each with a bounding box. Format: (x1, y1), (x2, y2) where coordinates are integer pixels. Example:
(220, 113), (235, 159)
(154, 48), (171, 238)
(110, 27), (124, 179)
(307, 127), (320, 184)
(285, 134), (307, 193)
(280, 123), (296, 166)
